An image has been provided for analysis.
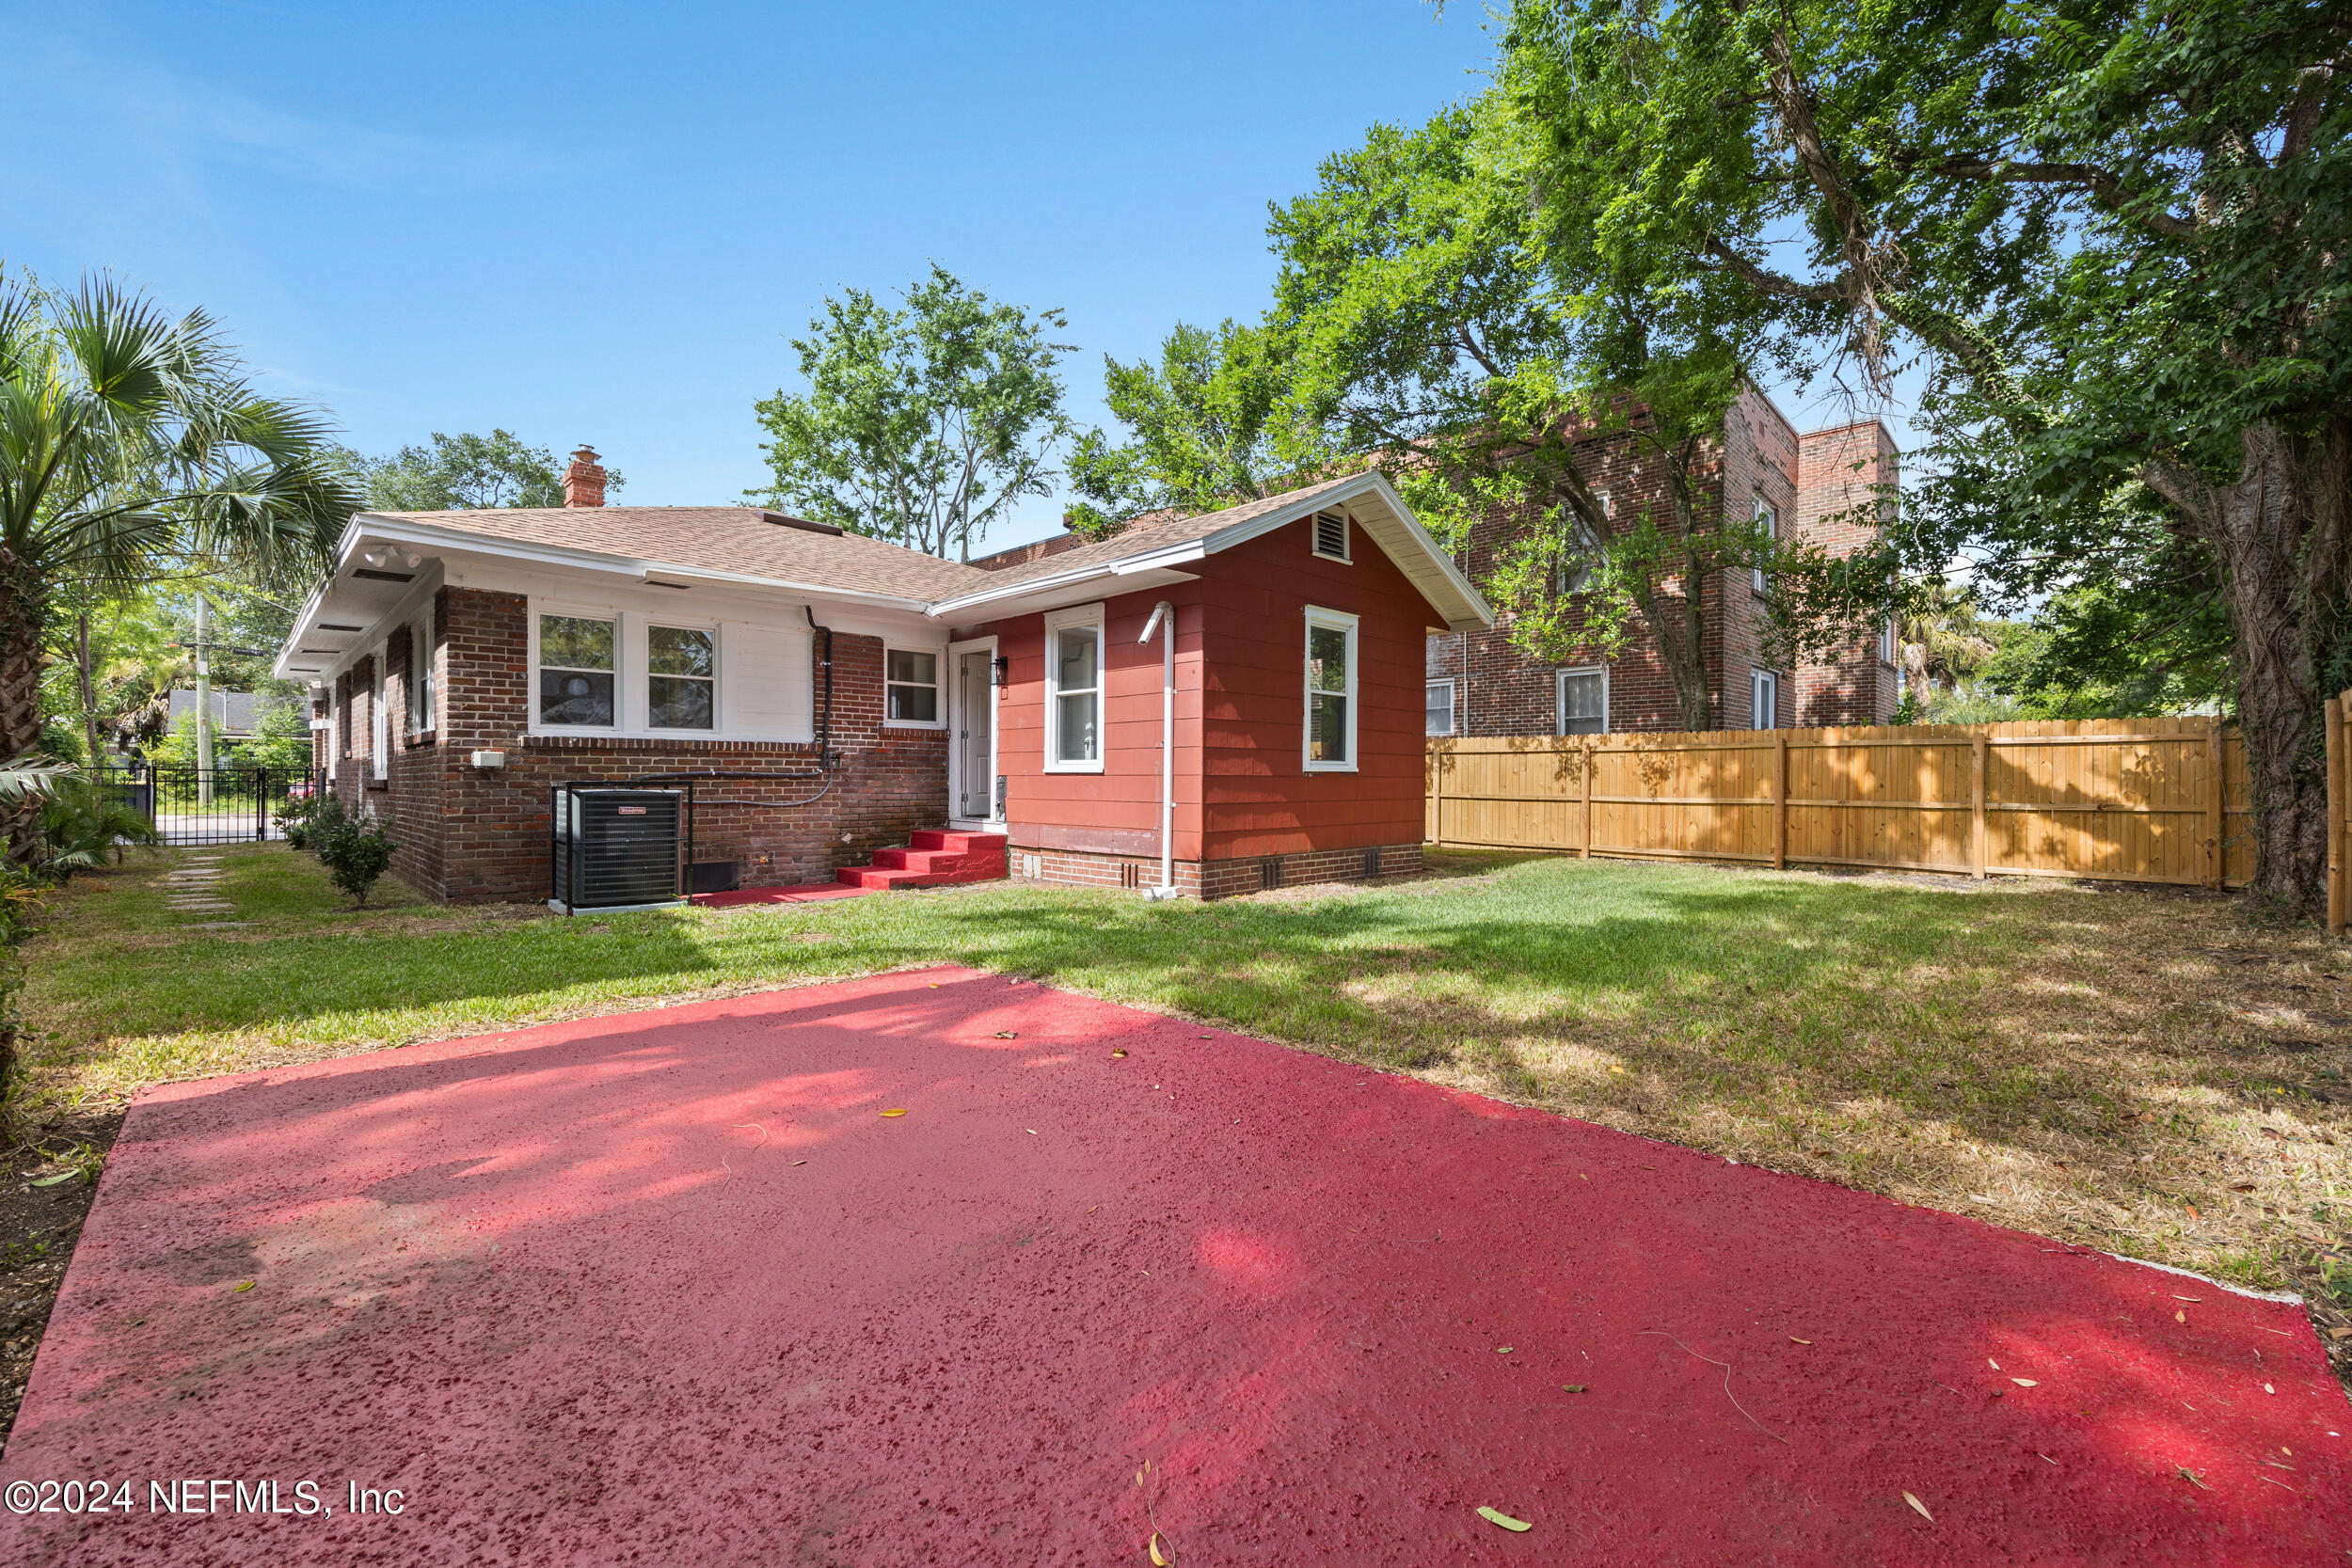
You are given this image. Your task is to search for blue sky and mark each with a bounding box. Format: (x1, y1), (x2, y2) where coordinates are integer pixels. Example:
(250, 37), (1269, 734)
(1, 0), (1511, 549)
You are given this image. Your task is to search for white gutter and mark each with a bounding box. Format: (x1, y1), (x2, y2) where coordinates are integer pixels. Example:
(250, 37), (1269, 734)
(1138, 600), (1178, 899)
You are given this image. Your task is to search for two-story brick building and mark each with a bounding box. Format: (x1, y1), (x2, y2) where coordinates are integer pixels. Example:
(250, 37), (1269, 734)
(1423, 387), (1901, 738)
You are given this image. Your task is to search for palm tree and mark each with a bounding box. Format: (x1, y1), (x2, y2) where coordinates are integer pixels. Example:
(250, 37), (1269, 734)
(0, 273), (357, 863)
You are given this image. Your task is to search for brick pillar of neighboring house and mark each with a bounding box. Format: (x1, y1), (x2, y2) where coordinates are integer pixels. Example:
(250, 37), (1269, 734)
(563, 446), (607, 509)
(1792, 420), (1903, 726)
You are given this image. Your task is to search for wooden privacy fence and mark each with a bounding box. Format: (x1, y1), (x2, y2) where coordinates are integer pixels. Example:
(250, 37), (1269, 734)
(1426, 716), (2252, 888)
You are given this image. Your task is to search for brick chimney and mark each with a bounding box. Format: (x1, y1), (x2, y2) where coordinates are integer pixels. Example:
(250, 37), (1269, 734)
(562, 445), (607, 508)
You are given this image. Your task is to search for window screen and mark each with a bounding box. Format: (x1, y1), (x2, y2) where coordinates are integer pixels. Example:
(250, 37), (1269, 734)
(1559, 668), (1606, 735)
(648, 626), (715, 730)
(538, 614), (615, 727)
(1425, 680), (1455, 736)
(1307, 621), (1352, 764)
(1051, 626), (1100, 763)
(886, 649), (939, 722)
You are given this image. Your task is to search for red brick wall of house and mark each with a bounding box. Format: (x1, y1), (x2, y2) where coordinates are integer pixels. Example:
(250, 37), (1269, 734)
(326, 586), (948, 903)
(1424, 395), (1894, 738)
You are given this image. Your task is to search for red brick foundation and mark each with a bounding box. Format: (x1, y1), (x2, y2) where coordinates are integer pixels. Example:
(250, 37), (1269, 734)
(1009, 842), (1424, 900)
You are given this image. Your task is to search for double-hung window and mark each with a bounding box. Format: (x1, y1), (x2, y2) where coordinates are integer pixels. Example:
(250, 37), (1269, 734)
(1425, 678), (1456, 736)
(1304, 607), (1358, 770)
(1753, 494), (1777, 593)
(1752, 668), (1779, 729)
(1559, 493), (1609, 596)
(1879, 615), (1899, 666)
(407, 605), (435, 736)
(1558, 666), (1608, 736)
(885, 649), (941, 723)
(538, 613), (616, 727)
(1043, 604), (1104, 770)
(648, 626), (716, 730)
(370, 653), (389, 779)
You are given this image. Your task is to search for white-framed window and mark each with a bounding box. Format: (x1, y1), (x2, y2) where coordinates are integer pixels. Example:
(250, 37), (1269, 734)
(1043, 602), (1104, 771)
(370, 650), (389, 778)
(537, 612), (617, 728)
(1752, 668), (1779, 729)
(1879, 615), (1899, 665)
(647, 624), (717, 731)
(406, 603), (435, 735)
(1558, 665), (1607, 736)
(1311, 509), (1351, 562)
(1425, 678), (1456, 736)
(1303, 606), (1359, 770)
(1753, 493), (1777, 593)
(884, 646), (944, 725)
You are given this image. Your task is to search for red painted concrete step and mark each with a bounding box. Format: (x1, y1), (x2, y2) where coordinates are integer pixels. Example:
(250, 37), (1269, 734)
(835, 831), (1007, 890)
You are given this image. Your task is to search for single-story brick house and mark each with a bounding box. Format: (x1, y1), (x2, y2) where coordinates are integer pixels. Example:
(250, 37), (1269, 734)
(1425, 387), (1903, 738)
(274, 451), (1492, 903)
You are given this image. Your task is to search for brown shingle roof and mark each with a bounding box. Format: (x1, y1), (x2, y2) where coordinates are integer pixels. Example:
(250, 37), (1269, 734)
(368, 506), (990, 603)
(946, 475), (1369, 593)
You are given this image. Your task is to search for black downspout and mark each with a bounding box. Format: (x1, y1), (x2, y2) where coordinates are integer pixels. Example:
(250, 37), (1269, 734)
(805, 605), (835, 768)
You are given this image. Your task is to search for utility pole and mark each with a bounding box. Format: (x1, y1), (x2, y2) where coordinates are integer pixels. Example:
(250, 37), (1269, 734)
(195, 594), (215, 808)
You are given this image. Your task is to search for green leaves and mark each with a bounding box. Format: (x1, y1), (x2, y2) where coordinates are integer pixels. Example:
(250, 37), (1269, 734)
(748, 265), (1073, 561)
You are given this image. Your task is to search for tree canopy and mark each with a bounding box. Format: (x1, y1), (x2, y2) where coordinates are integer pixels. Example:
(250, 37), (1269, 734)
(347, 429), (618, 513)
(750, 266), (1074, 562)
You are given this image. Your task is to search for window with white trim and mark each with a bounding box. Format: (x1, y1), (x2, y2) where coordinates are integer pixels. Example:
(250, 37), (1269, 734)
(407, 604), (434, 735)
(1304, 607), (1359, 769)
(538, 613), (616, 727)
(647, 625), (716, 730)
(1311, 509), (1351, 562)
(1752, 668), (1779, 729)
(1557, 665), (1607, 736)
(1425, 679), (1456, 736)
(1753, 493), (1777, 593)
(1879, 614), (1898, 666)
(1043, 604), (1104, 770)
(885, 648), (942, 724)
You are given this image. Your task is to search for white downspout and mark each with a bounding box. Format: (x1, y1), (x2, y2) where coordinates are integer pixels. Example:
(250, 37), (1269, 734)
(1139, 600), (1178, 899)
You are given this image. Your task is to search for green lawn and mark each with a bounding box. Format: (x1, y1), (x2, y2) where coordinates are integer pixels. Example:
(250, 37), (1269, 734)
(18, 843), (2351, 1339)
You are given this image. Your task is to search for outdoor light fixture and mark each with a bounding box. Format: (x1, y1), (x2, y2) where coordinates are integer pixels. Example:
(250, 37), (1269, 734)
(993, 656), (1010, 687)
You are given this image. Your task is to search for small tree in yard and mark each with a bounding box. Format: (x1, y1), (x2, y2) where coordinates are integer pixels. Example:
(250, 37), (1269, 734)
(310, 800), (395, 907)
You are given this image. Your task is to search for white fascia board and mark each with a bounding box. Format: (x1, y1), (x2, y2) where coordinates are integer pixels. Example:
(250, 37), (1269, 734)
(270, 575), (340, 680)
(346, 515), (938, 615)
(929, 567), (1200, 626)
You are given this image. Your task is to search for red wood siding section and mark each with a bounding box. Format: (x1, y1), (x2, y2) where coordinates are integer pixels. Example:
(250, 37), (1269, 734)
(1198, 516), (1431, 859)
(971, 511), (1438, 863)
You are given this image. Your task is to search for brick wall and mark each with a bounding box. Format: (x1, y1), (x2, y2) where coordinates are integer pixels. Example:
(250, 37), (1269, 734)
(326, 586), (949, 904)
(1791, 421), (1902, 726)
(1425, 398), (1898, 738)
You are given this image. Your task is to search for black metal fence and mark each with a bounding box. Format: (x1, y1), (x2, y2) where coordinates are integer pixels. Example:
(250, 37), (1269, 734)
(100, 766), (314, 847)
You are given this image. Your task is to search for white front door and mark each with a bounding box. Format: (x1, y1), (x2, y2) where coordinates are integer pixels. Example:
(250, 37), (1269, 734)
(952, 647), (997, 822)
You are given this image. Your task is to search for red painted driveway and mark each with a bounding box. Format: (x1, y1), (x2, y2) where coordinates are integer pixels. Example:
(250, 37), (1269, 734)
(3, 967), (2344, 1565)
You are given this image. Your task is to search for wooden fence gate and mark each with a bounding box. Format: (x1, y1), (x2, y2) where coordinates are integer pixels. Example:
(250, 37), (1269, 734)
(1426, 716), (2252, 889)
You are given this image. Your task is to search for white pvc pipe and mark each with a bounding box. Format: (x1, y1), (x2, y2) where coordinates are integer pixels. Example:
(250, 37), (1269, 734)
(1139, 601), (1177, 898)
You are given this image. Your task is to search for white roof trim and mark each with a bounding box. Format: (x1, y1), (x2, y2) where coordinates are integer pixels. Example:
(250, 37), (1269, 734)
(924, 471), (1493, 630)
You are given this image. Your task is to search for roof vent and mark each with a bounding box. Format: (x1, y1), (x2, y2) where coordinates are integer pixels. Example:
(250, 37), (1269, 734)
(763, 511), (844, 536)
(1311, 510), (1350, 562)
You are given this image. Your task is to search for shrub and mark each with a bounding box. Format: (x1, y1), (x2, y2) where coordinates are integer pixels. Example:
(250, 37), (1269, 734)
(315, 810), (396, 907)
(40, 775), (162, 874)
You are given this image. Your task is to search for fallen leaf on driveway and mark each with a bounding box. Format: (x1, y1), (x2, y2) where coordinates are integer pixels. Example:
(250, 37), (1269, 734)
(1149, 1530), (1170, 1565)
(1495, 1346), (1514, 1354)
(1902, 1492), (1933, 1522)
(1563, 1384), (1587, 1393)
(1025, 1129), (1038, 1135)
(1987, 1357), (2000, 1370)
(2177, 1466), (2211, 1491)
(2265, 1383), (2276, 1394)
(880, 1109), (909, 1117)
(790, 1160), (807, 1166)
(233, 1281), (255, 1292)
(2011, 1378), (2038, 1387)
(1790, 1338), (1812, 1345)
(1476, 1507), (1532, 1532)
(1111, 1049), (1128, 1058)
(2175, 1309), (2186, 1323)
(2173, 1295), (2201, 1302)
(993, 1031), (1018, 1038)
